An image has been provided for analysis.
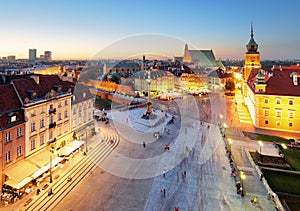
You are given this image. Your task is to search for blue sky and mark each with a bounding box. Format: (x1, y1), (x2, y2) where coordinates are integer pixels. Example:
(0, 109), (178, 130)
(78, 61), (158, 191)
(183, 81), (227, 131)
(1, 0), (300, 60)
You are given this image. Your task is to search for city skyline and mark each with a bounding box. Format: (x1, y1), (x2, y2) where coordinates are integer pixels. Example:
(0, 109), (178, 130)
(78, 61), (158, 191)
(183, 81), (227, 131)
(1, 0), (300, 60)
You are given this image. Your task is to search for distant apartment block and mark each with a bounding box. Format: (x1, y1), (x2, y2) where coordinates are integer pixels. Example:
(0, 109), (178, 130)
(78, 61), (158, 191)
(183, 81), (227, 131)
(44, 51), (52, 60)
(29, 49), (37, 61)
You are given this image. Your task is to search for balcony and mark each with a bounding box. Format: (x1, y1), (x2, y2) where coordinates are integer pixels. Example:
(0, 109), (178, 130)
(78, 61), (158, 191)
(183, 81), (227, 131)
(49, 122), (56, 129)
(49, 108), (56, 114)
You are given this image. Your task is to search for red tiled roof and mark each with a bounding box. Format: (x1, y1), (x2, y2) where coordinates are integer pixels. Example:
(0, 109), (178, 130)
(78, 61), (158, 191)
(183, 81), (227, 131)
(11, 75), (74, 102)
(0, 84), (22, 113)
(11, 78), (40, 101)
(247, 66), (300, 96)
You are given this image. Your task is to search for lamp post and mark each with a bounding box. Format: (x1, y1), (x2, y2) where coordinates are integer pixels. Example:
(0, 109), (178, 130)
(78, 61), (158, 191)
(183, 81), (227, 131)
(49, 154), (53, 183)
(85, 130), (88, 154)
(258, 141), (264, 163)
(281, 143), (287, 150)
(240, 171), (246, 197)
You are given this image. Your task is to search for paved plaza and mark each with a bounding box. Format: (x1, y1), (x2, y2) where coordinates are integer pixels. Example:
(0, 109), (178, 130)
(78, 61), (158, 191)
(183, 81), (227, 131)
(54, 96), (277, 211)
(0, 93), (281, 211)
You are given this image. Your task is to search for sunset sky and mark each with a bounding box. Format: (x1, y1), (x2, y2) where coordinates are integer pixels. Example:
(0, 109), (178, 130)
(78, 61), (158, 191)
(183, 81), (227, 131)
(1, 0), (300, 60)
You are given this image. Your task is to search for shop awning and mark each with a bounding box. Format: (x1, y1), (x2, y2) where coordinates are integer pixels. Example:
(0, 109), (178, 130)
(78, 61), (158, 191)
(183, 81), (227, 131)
(4, 161), (39, 189)
(5, 177), (33, 189)
(56, 140), (85, 157)
(27, 149), (52, 168)
(45, 157), (64, 169)
(32, 166), (50, 179)
(32, 156), (64, 179)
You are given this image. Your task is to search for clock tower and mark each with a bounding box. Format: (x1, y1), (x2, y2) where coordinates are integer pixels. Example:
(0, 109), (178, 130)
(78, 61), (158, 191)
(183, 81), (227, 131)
(244, 23), (261, 81)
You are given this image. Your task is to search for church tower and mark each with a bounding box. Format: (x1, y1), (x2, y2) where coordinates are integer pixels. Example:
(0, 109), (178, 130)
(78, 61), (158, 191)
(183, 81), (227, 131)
(183, 43), (192, 63)
(244, 23), (261, 81)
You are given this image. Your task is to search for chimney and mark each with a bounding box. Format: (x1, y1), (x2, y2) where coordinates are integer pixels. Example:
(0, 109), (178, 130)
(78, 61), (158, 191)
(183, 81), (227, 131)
(293, 74), (298, 86)
(291, 72), (298, 86)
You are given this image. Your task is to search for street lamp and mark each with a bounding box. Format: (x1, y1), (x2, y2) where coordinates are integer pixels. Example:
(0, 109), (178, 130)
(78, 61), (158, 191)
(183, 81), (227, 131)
(281, 143), (287, 150)
(49, 154), (53, 183)
(240, 171), (246, 197)
(258, 141), (264, 162)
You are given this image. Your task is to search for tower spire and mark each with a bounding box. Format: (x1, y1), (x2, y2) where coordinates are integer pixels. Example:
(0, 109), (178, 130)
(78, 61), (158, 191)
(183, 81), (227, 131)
(251, 22), (254, 38)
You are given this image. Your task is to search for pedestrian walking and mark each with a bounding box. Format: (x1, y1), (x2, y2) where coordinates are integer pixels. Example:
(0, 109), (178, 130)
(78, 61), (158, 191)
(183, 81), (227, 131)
(48, 188), (53, 196)
(143, 141), (146, 148)
(163, 165), (167, 178)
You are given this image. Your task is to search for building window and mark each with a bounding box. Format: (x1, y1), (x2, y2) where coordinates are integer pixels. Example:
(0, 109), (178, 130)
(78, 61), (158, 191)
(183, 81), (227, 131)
(49, 130), (53, 139)
(30, 110), (36, 117)
(40, 119), (45, 128)
(58, 102), (62, 108)
(264, 98), (269, 103)
(64, 110), (68, 118)
(17, 127), (22, 137)
(40, 135), (44, 146)
(263, 108), (269, 116)
(265, 120), (269, 125)
(50, 116), (54, 124)
(275, 109), (282, 118)
(289, 122), (294, 127)
(65, 100), (68, 106)
(276, 121), (281, 126)
(11, 115), (17, 122)
(276, 98), (281, 104)
(288, 110), (295, 118)
(58, 113), (62, 121)
(17, 146), (22, 157)
(289, 99), (294, 105)
(6, 151), (11, 163)
(50, 104), (53, 110)
(31, 139), (36, 151)
(31, 122), (36, 132)
(5, 131), (11, 143)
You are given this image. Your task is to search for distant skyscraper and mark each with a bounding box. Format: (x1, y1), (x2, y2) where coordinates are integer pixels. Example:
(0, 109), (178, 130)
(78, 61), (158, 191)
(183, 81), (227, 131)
(44, 51), (52, 60)
(29, 49), (37, 61)
(7, 55), (16, 62)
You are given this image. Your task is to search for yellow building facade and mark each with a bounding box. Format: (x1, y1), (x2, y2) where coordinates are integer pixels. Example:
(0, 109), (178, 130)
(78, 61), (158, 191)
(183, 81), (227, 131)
(245, 66), (300, 134)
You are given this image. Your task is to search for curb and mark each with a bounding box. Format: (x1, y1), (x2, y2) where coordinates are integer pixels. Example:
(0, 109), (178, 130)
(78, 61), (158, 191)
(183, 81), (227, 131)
(244, 149), (285, 211)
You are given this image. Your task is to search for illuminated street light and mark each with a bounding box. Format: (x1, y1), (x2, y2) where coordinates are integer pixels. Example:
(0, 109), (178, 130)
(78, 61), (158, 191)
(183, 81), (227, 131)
(50, 154), (53, 183)
(240, 171), (246, 197)
(281, 143), (287, 149)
